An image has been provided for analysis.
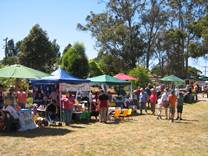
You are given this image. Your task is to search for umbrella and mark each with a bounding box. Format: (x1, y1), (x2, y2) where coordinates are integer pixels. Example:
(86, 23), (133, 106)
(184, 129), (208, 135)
(114, 73), (137, 81)
(0, 64), (49, 79)
(88, 74), (130, 85)
(160, 75), (185, 83)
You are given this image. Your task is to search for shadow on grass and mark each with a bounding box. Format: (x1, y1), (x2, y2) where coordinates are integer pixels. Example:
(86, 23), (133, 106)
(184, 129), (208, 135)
(0, 127), (73, 138)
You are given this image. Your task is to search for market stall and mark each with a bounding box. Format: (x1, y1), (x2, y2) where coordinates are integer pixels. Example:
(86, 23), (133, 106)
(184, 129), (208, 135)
(31, 68), (90, 123)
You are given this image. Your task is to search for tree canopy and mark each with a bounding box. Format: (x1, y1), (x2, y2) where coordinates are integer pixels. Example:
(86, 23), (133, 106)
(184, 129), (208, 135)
(61, 42), (89, 78)
(18, 24), (60, 72)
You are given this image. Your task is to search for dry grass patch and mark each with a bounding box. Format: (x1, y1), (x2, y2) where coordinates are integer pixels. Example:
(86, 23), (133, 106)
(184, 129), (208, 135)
(0, 101), (208, 156)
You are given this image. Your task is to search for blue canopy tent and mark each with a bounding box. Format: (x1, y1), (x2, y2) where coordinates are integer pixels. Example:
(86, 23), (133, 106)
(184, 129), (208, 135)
(31, 68), (90, 123)
(31, 68), (90, 84)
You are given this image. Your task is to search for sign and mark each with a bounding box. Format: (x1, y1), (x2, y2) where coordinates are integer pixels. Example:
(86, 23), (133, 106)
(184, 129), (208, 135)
(18, 109), (37, 131)
(59, 83), (90, 92)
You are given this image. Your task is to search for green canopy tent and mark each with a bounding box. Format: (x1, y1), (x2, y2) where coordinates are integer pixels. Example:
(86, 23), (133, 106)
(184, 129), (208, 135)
(0, 64), (49, 79)
(160, 75), (185, 83)
(88, 74), (130, 85)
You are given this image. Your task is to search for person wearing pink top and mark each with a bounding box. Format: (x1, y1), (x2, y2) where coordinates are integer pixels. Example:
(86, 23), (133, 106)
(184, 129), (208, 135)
(149, 89), (157, 115)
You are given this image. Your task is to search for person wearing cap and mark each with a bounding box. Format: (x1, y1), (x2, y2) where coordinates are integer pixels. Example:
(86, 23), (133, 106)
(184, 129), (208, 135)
(168, 90), (177, 122)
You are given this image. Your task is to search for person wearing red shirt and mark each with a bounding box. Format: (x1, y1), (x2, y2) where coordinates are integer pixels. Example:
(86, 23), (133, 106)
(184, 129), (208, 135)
(98, 90), (109, 123)
(168, 90), (177, 122)
(149, 89), (157, 115)
(61, 92), (75, 125)
(16, 89), (27, 108)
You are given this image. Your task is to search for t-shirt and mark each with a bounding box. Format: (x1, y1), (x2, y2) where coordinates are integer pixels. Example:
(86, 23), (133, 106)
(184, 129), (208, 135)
(161, 92), (168, 102)
(177, 97), (184, 106)
(17, 91), (27, 103)
(61, 96), (75, 110)
(98, 93), (109, 108)
(168, 94), (177, 107)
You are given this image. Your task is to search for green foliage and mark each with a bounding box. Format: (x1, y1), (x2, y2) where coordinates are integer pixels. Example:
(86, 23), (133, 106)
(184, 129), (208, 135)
(2, 56), (19, 65)
(88, 60), (103, 77)
(97, 52), (125, 75)
(128, 66), (150, 88)
(61, 42), (89, 78)
(78, 0), (145, 69)
(19, 24), (60, 72)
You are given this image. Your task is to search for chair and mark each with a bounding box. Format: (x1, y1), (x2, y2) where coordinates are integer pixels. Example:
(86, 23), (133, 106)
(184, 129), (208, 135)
(119, 109), (129, 120)
(111, 109), (121, 120)
(127, 108), (133, 120)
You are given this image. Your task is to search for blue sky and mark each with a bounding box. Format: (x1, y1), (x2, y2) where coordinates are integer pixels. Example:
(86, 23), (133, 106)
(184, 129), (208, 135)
(0, 0), (206, 75)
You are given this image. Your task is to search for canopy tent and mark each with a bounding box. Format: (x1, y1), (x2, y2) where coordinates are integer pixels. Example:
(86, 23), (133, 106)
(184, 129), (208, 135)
(160, 75), (185, 84)
(31, 68), (90, 84)
(114, 73), (137, 81)
(88, 74), (130, 85)
(114, 73), (137, 98)
(31, 68), (90, 123)
(0, 64), (49, 79)
(161, 75), (185, 83)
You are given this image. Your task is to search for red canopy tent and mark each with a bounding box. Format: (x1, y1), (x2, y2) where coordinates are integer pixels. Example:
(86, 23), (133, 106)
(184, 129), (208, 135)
(114, 73), (137, 98)
(114, 73), (137, 81)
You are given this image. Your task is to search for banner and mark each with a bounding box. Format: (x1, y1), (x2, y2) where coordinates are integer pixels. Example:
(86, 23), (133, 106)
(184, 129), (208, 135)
(59, 83), (90, 92)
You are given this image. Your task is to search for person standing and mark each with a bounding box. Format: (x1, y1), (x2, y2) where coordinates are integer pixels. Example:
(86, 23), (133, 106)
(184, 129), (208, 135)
(149, 89), (157, 115)
(168, 90), (177, 123)
(176, 92), (184, 120)
(16, 89), (27, 109)
(161, 88), (169, 119)
(98, 90), (109, 123)
(61, 92), (75, 125)
(139, 88), (147, 115)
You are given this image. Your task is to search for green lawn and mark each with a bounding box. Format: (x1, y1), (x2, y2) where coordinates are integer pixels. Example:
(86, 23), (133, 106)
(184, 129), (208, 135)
(0, 101), (208, 156)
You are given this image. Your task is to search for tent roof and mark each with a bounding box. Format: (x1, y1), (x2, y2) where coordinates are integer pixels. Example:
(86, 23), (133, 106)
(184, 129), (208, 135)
(0, 64), (49, 79)
(88, 74), (130, 85)
(114, 73), (137, 81)
(31, 68), (90, 84)
(160, 75), (185, 83)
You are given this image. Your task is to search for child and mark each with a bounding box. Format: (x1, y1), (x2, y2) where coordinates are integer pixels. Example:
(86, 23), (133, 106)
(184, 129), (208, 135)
(157, 98), (163, 120)
(168, 90), (177, 123)
(176, 92), (184, 120)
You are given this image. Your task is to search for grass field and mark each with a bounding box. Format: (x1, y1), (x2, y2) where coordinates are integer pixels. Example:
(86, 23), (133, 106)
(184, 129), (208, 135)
(0, 101), (208, 156)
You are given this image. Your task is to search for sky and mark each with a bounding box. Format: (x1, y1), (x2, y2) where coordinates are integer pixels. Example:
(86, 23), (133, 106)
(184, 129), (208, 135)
(0, 0), (207, 75)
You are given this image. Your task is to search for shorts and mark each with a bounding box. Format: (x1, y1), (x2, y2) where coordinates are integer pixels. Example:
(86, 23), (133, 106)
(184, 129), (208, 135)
(169, 106), (175, 114)
(177, 105), (183, 113)
(163, 101), (169, 108)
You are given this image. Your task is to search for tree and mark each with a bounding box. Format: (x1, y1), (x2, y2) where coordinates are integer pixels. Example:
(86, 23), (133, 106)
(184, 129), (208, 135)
(141, 0), (168, 69)
(19, 24), (60, 72)
(88, 60), (103, 77)
(188, 15), (208, 58)
(128, 66), (150, 88)
(78, 0), (145, 70)
(61, 42), (89, 78)
(97, 52), (125, 75)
